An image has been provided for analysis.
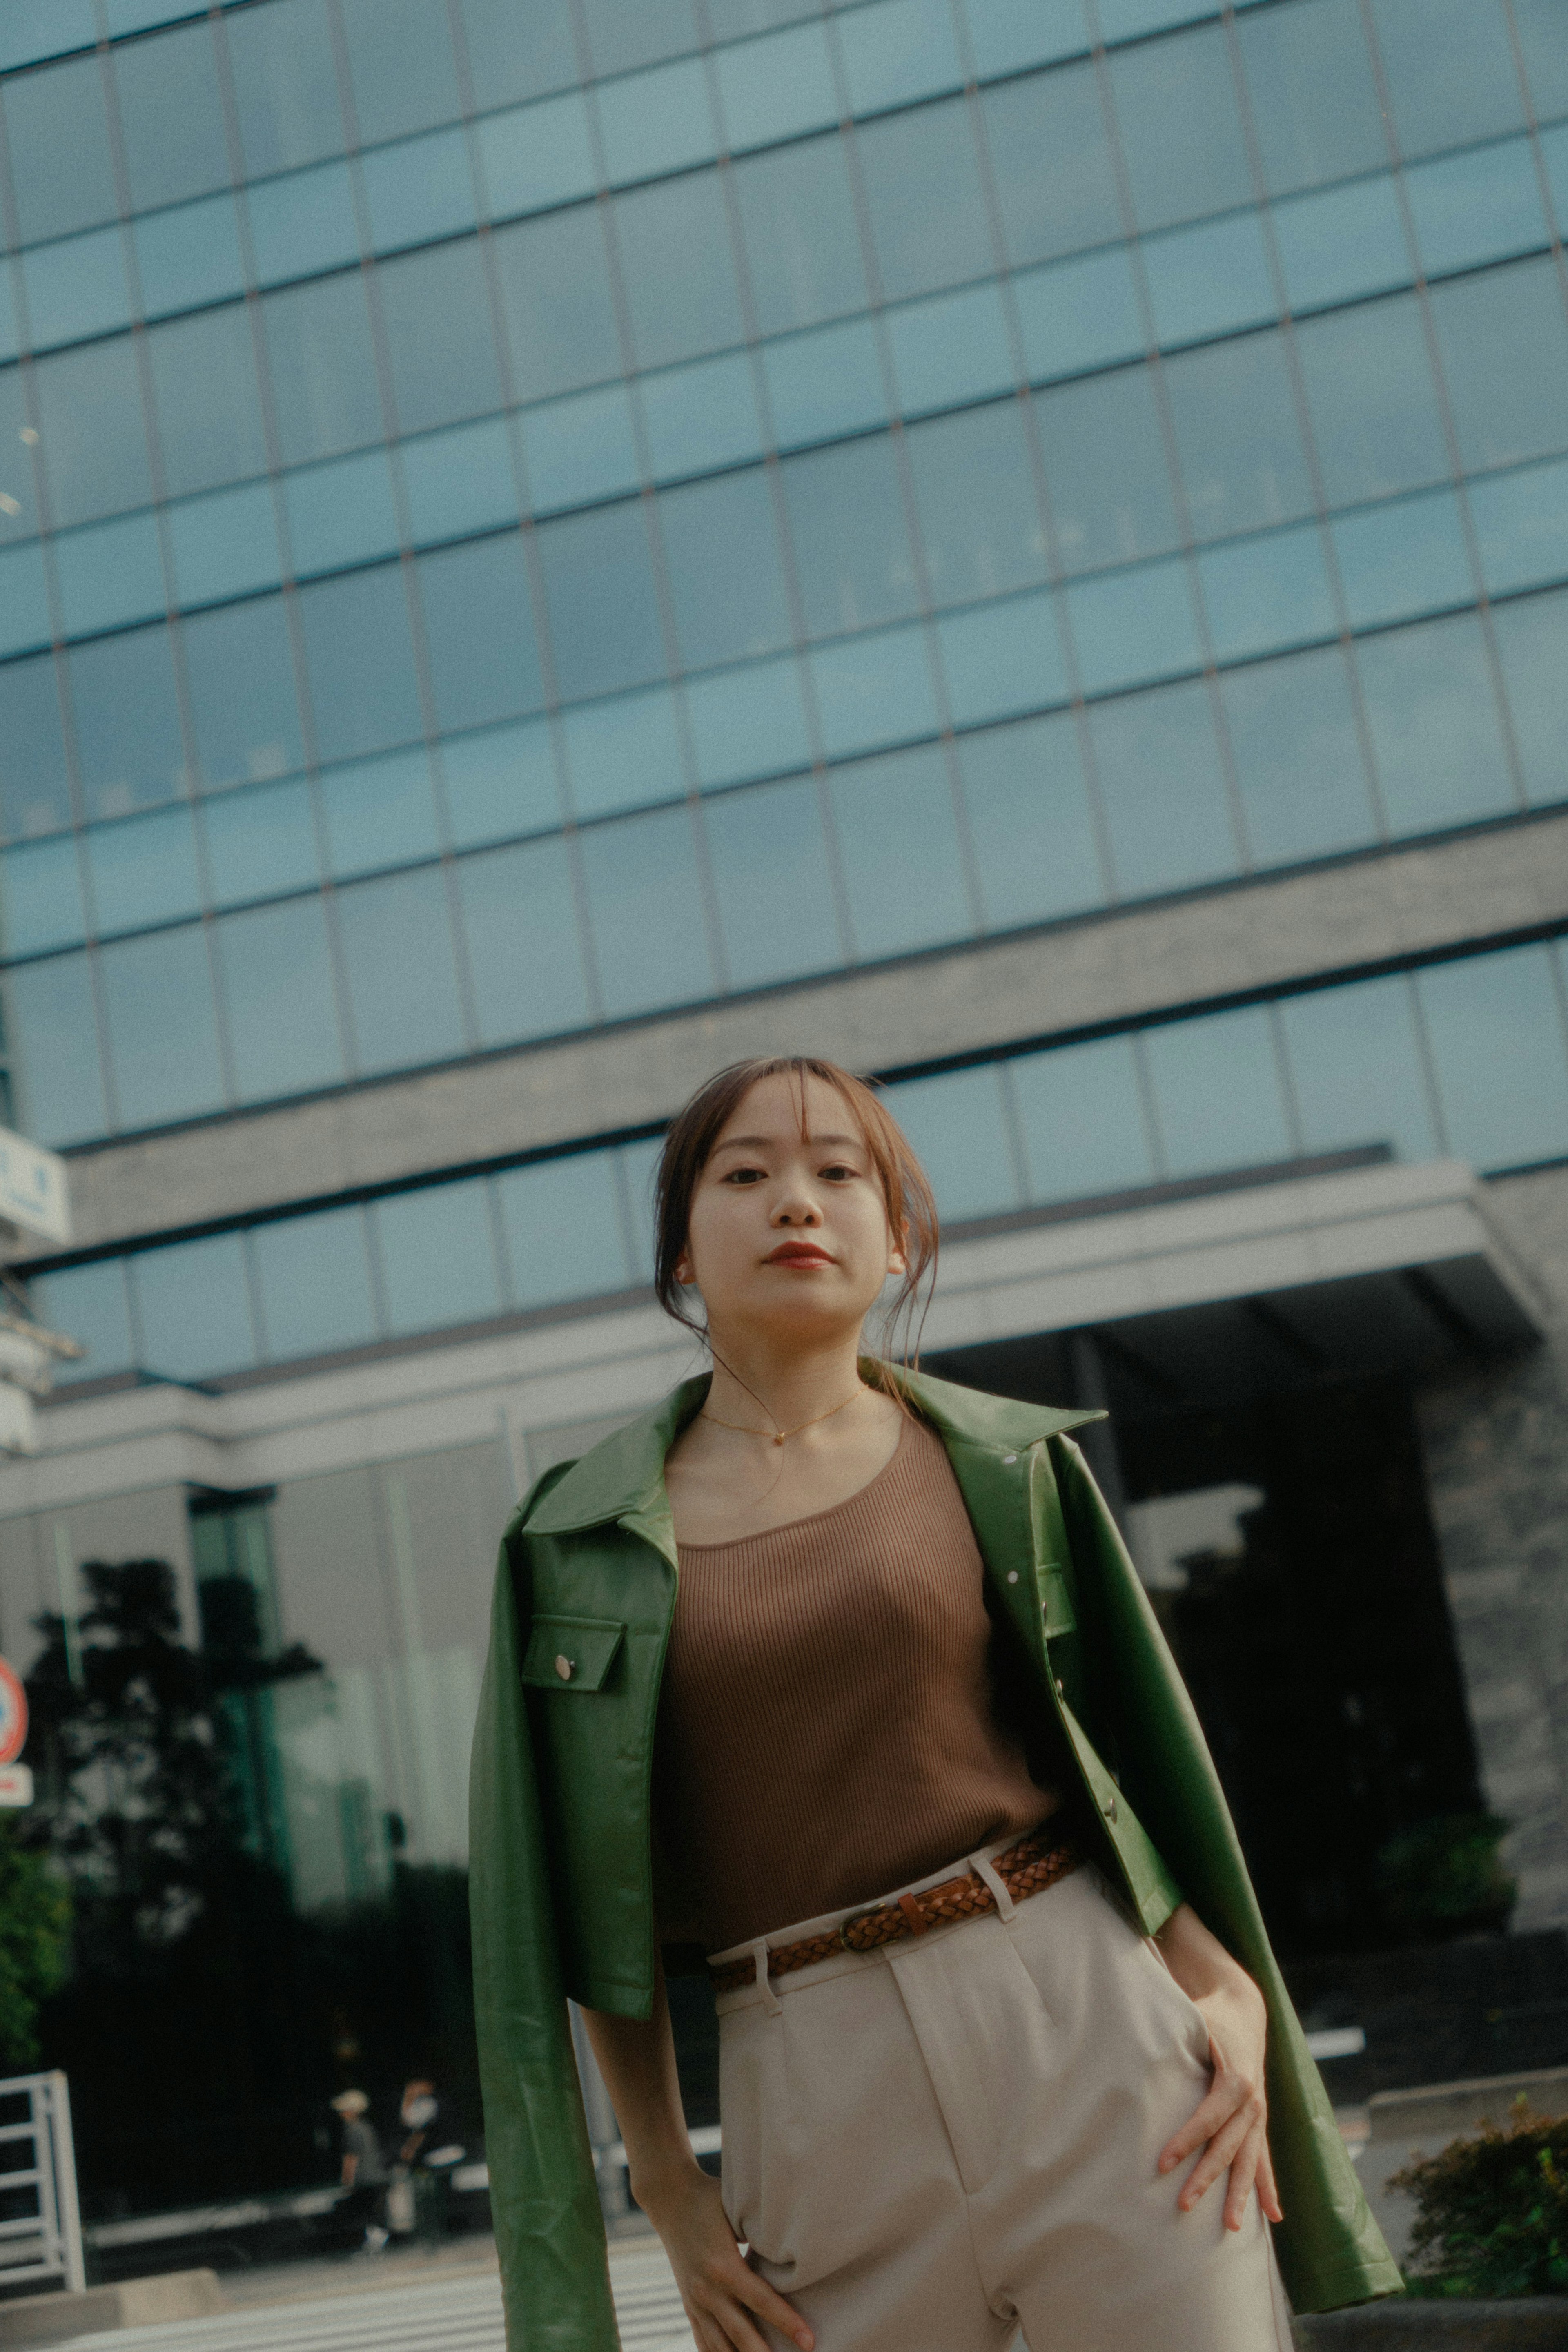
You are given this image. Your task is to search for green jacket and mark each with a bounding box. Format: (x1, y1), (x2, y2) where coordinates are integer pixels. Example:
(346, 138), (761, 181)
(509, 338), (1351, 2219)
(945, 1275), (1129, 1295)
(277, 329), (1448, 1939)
(470, 1367), (1400, 2348)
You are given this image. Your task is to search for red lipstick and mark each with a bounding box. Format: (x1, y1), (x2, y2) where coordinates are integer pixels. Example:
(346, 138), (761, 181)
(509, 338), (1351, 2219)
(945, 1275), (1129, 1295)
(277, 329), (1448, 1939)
(765, 1241), (833, 1266)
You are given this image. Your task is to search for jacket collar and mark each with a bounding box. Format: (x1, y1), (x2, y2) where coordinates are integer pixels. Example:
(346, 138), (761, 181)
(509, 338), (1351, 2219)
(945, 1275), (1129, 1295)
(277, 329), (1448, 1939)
(522, 1362), (1104, 1539)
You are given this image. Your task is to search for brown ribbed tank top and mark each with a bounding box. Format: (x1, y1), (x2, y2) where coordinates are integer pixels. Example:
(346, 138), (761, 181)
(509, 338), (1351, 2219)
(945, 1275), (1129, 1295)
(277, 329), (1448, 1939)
(654, 1413), (1057, 1953)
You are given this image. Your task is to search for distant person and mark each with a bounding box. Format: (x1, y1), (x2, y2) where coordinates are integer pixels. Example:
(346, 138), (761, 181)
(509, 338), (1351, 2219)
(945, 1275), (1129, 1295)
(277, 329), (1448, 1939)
(330, 2090), (388, 2255)
(472, 1054), (1401, 2352)
(399, 2078), (464, 2248)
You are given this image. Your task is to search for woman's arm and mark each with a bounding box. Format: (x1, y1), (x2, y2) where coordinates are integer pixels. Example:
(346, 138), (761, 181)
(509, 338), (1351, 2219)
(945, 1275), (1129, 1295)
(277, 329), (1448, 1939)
(580, 1965), (813, 2352)
(1154, 1902), (1284, 2233)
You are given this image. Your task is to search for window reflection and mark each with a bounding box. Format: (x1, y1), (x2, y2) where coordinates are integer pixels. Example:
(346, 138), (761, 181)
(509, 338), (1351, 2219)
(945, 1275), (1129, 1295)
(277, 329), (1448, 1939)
(334, 867), (470, 1074)
(0, 653), (74, 839)
(441, 718), (564, 849)
(0, 372), (40, 545)
(659, 468), (793, 670)
(809, 621), (940, 759)
(375, 242), (503, 437)
(21, 227), (131, 353)
(1418, 947), (1568, 1170)
(68, 626), (188, 822)
(216, 896), (348, 1102)
(1105, 25), (1254, 232)
(262, 274), (387, 470)
(761, 317), (890, 452)
(1143, 1005), (1294, 1177)
(519, 383), (640, 513)
(982, 62), (1122, 269)
(112, 20), (229, 213)
(1036, 367), (1181, 573)
(338, 0), (461, 146)
(225, 0), (347, 178)
(148, 306), (270, 500)
(491, 205), (623, 405)
(402, 415), (519, 546)
(460, 0), (579, 108)
(100, 924), (227, 1130)
(1269, 174), (1411, 316)
(1490, 587), (1568, 805)
(1404, 139), (1548, 284)
(640, 350), (762, 484)
(1293, 294), (1450, 506)
(253, 1207), (378, 1363)
(782, 434), (921, 635)
(1087, 676), (1240, 899)
(55, 510), (166, 642)
(713, 20), (839, 155)
(201, 777), (321, 909)
(321, 747), (442, 880)
(829, 743), (973, 959)
(361, 125), (479, 256)
(561, 684), (686, 821)
(882, 1064), (1021, 1222)
(474, 90), (597, 221)
(536, 502), (668, 702)
(135, 193), (247, 320)
(1011, 1035), (1156, 1205)
(245, 161), (361, 288)
(597, 57), (715, 187)
(905, 401), (1049, 605)
(1353, 611), (1518, 834)
(731, 135), (872, 339)
(936, 588), (1069, 730)
(1330, 487), (1473, 632)
(496, 1153), (631, 1308)
(684, 654), (815, 789)
(297, 564), (423, 763)
(31, 1261), (135, 1382)
(888, 283), (1015, 418)
(614, 173), (746, 370)
(1143, 212), (1276, 349)
(956, 712), (1104, 932)
(418, 535), (546, 733)
(1426, 259), (1568, 477)
(1279, 976), (1438, 1164)
(283, 448), (400, 580)
(1012, 247), (1145, 385)
(1, 835), (86, 959)
(2, 53), (118, 245)
(853, 97), (995, 303)
(703, 775), (844, 989)
(577, 803), (716, 1015)
(376, 1179), (503, 1336)
(837, 0), (963, 116)
(581, 0), (699, 77)
(1235, 0), (1388, 197)
(132, 1233), (256, 1383)
(183, 596), (305, 792)
(456, 836), (592, 1045)
(87, 804), (203, 936)
(33, 336), (154, 528)
(1164, 332), (1313, 542)
(1220, 643), (1379, 867)
(3, 953), (108, 1145)
(1369, 0), (1523, 160)
(1198, 521), (1336, 667)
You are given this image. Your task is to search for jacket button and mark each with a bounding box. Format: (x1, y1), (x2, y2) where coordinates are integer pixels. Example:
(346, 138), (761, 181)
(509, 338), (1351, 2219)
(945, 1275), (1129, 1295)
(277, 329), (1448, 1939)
(1007, 1570), (1019, 1584)
(1055, 1678), (1065, 1697)
(554, 1654), (575, 1682)
(1101, 1791), (1118, 1822)
(1002, 1453), (1018, 1465)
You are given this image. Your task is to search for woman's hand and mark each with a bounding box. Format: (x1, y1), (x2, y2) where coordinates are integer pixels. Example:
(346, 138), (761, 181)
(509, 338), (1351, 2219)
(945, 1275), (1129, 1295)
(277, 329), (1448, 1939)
(636, 2159), (813, 2352)
(1154, 1903), (1283, 2234)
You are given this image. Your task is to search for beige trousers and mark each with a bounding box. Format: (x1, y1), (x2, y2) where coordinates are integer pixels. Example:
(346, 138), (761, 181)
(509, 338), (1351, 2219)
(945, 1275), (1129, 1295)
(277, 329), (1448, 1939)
(711, 1846), (1294, 2352)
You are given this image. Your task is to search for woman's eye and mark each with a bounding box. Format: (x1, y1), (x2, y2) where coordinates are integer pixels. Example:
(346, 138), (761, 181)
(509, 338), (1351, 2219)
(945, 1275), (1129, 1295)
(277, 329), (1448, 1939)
(820, 1163), (857, 1181)
(724, 1167), (765, 1184)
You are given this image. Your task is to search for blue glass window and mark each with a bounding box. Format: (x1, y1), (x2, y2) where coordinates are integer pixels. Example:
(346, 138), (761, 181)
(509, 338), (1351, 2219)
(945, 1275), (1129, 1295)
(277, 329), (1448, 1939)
(1417, 947), (1568, 1169)
(703, 775), (843, 989)
(100, 924), (226, 1129)
(335, 866), (469, 1073)
(1405, 139), (1548, 283)
(731, 134), (872, 339)
(905, 401), (1049, 607)
(0, 372), (41, 546)
(374, 1179), (504, 1335)
(201, 778), (321, 907)
(1355, 613), (1518, 834)
(68, 626), (187, 822)
(298, 565), (423, 763)
(640, 351), (762, 484)
(1145, 1005), (1295, 1176)
(135, 192), (247, 319)
(21, 227), (130, 352)
(1087, 677), (1239, 898)
(936, 589), (1069, 730)
(1269, 175), (1410, 316)
(491, 205), (622, 404)
(167, 477), (283, 615)
(597, 57), (716, 187)
(361, 125), (479, 256)
(245, 161), (361, 288)
(811, 621), (942, 758)
(580, 0), (699, 77)
(1369, 0), (1525, 161)
(760, 318), (889, 452)
(225, 0), (347, 177)
(1143, 212), (1276, 349)
(963, 0), (1091, 79)
(1012, 247), (1145, 385)
(147, 305), (269, 500)
(1426, 259), (1568, 478)
(441, 719), (564, 848)
(321, 747), (441, 879)
(684, 655), (815, 789)
(474, 91), (597, 221)
(402, 415), (519, 546)
(882, 1064), (1021, 1222)
(4, 952), (108, 1144)
(519, 383), (640, 514)
(853, 97), (994, 303)
(216, 895), (347, 1101)
(253, 1206), (378, 1362)
(33, 1260), (135, 1383)
(1011, 1035), (1157, 1204)
(713, 20), (839, 154)
(2, 54), (118, 245)
(536, 502), (668, 702)
(282, 448), (400, 579)
(339, 0), (461, 145)
(1331, 487), (1474, 633)
(183, 596), (304, 791)
(1490, 587), (1568, 806)
(53, 510), (167, 642)
(1221, 644), (1379, 867)
(888, 283), (1016, 419)
(1105, 24), (1254, 233)
(577, 803), (716, 1015)
(1035, 367), (1181, 574)
(837, 0), (964, 116)
(87, 803), (203, 936)
(375, 241), (504, 437)
(830, 742), (972, 959)
(112, 20), (229, 212)
(560, 686), (686, 821)
(0, 653), (72, 840)
(460, 0), (579, 109)
(981, 60), (1121, 269)
(1, 834), (86, 958)
(1514, 0), (1568, 119)
(1, 542), (51, 658)
(133, 1233), (256, 1382)
(957, 711), (1104, 931)
(1068, 562), (1205, 698)
(1293, 294), (1450, 506)
(615, 174), (746, 370)
(33, 336), (154, 528)
(1280, 976), (1438, 1164)
(1164, 332), (1313, 542)
(659, 468), (793, 671)
(456, 835), (592, 1045)
(421, 531), (543, 735)
(497, 1152), (631, 1309)
(1235, 0), (1389, 197)
(261, 274), (386, 468)
(1468, 456), (1568, 601)
(782, 435), (921, 637)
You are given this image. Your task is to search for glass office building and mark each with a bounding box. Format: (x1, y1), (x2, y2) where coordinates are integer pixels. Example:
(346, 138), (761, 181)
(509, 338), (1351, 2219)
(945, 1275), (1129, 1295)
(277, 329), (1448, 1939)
(2, 0), (1567, 2205)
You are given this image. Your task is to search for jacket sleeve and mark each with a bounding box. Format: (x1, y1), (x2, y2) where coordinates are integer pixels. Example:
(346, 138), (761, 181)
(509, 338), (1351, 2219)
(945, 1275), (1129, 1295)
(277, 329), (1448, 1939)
(470, 1504), (622, 2352)
(1053, 1437), (1403, 2314)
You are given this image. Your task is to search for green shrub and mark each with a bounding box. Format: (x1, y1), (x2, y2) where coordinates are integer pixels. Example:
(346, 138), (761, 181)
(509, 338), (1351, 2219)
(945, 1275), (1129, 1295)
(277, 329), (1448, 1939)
(1375, 1811), (1517, 1939)
(1391, 2097), (1568, 2299)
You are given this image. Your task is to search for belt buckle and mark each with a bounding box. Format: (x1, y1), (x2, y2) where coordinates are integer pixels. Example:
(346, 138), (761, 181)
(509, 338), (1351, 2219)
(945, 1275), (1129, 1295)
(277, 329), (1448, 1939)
(837, 1902), (885, 1954)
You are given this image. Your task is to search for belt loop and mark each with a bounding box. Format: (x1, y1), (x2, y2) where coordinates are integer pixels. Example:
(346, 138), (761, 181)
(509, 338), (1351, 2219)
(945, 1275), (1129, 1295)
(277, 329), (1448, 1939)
(752, 1939), (783, 2017)
(971, 1851), (1016, 1922)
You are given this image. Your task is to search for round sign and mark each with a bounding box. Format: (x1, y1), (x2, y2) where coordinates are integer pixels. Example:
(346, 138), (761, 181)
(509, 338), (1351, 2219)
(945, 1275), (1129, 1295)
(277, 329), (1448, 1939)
(0, 1659), (27, 1766)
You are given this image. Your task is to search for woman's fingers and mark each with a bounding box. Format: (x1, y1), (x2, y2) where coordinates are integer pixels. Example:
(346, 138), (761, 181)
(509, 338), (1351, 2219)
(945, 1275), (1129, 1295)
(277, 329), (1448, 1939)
(683, 2250), (813, 2352)
(1177, 2096), (1256, 2211)
(1257, 2138), (1284, 2225)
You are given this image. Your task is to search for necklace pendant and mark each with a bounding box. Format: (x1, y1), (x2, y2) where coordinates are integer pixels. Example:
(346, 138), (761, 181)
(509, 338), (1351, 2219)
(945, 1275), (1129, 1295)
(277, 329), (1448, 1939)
(773, 1431), (786, 1446)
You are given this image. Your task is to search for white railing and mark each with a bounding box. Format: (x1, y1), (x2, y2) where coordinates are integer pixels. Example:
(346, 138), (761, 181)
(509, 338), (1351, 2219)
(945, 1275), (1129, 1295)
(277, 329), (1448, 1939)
(0, 2071), (86, 2296)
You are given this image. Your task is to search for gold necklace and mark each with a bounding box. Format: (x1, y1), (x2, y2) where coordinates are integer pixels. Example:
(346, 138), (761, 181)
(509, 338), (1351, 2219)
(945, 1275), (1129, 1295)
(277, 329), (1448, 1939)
(700, 1385), (868, 1447)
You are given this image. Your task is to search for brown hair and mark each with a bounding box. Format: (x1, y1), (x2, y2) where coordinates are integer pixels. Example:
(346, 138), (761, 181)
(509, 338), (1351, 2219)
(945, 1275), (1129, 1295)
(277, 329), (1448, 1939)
(653, 1056), (939, 1367)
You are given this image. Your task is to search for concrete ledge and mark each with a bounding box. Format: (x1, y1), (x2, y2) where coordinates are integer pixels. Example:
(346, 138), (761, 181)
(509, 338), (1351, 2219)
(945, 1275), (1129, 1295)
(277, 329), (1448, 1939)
(1296, 2303), (1568, 2347)
(0, 2269), (225, 2344)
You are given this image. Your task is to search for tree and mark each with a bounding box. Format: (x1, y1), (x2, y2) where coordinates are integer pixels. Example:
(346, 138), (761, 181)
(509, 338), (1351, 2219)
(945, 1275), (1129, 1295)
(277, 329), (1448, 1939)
(0, 1818), (69, 2071)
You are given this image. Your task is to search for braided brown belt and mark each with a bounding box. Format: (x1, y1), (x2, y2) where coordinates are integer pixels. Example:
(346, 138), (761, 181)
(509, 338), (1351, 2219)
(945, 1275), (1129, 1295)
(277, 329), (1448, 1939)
(708, 1828), (1082, 1996)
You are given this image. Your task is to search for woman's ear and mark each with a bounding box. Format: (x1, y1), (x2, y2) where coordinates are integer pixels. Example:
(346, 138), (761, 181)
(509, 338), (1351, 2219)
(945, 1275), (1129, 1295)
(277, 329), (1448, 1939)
(675, 1250), (694, 1287)
(888, 1216), (909, 1279)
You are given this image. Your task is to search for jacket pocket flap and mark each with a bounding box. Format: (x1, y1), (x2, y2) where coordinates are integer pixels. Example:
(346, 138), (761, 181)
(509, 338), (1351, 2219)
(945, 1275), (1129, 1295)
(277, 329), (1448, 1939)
(521, 1614), (626, 1692)
(1039, 1566), (1077, 1637)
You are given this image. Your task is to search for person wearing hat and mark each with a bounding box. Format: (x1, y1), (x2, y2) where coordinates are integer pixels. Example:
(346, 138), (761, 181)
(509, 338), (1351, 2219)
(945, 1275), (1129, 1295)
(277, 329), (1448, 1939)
(331, 2090), (389, 2254)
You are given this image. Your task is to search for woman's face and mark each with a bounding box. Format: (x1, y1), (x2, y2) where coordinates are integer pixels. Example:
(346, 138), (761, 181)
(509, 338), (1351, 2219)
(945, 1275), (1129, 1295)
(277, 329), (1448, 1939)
(676, 1072), (904, 1347)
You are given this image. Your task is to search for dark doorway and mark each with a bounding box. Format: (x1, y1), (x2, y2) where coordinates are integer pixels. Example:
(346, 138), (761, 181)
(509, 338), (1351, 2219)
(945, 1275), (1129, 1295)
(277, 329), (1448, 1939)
(929, 1335), (1482, 1962)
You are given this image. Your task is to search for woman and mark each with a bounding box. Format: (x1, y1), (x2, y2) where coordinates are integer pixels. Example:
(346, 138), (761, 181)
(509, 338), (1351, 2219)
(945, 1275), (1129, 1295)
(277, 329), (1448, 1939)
(470, 1057), (1398, 2352)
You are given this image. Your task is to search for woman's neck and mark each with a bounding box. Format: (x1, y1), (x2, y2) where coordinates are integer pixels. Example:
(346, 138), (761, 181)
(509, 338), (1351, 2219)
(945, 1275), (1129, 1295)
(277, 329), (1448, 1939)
(702, 1332), (870, 1438)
